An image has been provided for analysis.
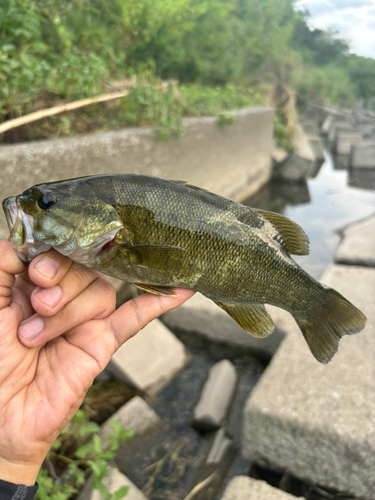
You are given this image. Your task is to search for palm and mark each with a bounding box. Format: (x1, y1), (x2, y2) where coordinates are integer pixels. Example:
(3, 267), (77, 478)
(0, 281), (108, 462)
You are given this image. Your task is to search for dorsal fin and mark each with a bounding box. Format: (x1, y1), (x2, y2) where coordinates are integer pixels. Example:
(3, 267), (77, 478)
(254, 209), (310, 256)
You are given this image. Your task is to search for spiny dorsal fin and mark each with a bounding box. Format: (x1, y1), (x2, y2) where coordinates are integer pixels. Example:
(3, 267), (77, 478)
(215, 302), (274, 338)
(255, 209), (310, 256)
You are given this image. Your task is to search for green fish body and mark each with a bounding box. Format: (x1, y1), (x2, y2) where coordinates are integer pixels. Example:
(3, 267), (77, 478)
(2, 174), (366, 363)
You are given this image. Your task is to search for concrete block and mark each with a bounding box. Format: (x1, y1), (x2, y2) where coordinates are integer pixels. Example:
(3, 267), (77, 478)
(242, 265), (375, 498)
(351, 142), (375, 168)
(272, 146), (289, 165)
(206, 427), (233, 465)
(335, 213), (375, 267)
(0, 107), (275, 240)
(162, 292), (284, 359)
(100, 396), (161, 443)
(321, 114), (333, 134)
(358, 124), (374, 138)
(78, 466), (147, 500)
(193, 359), (238, 430)
(348, 167), (375, 191)
(106, 319), (190, 394)
(328, 123), (353, 143)
(274, 124), (315, 181)
(308, 136), (325, 161)
(220, 476), (305, 500)
(336, 132), (361, 155)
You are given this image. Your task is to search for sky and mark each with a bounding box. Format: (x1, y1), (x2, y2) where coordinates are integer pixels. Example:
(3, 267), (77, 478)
(296, 0), (375, 59)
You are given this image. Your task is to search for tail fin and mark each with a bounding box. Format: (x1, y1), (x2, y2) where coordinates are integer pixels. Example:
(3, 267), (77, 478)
(294, 288), (367, 364)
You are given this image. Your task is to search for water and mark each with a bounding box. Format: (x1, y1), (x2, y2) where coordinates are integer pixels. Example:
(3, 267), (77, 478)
(245, 152), (375, 280)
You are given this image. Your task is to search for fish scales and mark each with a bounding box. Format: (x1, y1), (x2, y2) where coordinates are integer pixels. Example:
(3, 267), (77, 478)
(2, 174), (366, 363)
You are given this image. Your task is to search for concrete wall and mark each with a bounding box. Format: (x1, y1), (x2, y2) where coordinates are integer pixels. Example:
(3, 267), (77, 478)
(0, 106), (274, 239)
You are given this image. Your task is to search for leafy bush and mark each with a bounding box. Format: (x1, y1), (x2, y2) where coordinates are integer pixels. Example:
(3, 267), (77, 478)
(36, 409), (133, 500)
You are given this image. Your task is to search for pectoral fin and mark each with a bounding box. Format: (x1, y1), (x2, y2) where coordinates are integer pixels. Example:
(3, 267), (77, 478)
(215, 302), (274, 338)
(121, 244), (185, 269)
(131, 283), (178, 296)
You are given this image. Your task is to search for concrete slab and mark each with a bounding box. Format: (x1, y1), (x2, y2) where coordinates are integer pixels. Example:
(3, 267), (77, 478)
(242, 265), (375, 499)
(336, 132), (362, 155)
(78, 466), (147, 500)
(273, 124), (315, 182)
(220, 476), (305, 500)
(335, 213), (375, 267)
(161, 292), (284, 360)
(328, 122), (353, 143)
(272, 146), (289, 165)
(351, 142), (375, 168)
(321, 114), (333, 134)
(193, 359), (238, 430)
(307, 136), (325, 162)
(100, 396), (161, 443)
(106, 319), (190, 394)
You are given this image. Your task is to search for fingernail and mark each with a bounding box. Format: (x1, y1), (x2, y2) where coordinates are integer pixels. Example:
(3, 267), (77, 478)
(19, 317), (44, 340)
(34, 257), (59, 279)
(35, 286), (62, 308)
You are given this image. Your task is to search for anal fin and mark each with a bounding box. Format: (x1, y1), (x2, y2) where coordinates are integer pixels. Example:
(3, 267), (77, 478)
(215, 302), (274, 338)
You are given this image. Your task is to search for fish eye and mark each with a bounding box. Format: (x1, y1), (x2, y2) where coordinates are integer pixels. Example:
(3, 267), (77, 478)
(38, 194), (57, 210)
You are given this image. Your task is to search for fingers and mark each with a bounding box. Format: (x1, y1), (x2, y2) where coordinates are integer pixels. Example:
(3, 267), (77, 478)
(18, 277), (116, 347)
(0, 240), (26, 310)
(62, 288), (195, 374)
(30, 263), (102, 317)
(28, 249), (73, 288)
(107, 288), (195, 349)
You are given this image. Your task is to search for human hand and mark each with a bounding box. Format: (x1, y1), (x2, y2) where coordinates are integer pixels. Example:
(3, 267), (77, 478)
(0, 240), (194, 486)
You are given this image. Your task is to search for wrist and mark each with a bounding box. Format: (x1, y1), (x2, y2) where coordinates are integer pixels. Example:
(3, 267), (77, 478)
(0, 457), (41, 486)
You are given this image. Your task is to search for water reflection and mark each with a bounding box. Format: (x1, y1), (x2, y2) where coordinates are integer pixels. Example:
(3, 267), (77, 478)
(245, 152), (375, 280)
(243, 180), (310, 214)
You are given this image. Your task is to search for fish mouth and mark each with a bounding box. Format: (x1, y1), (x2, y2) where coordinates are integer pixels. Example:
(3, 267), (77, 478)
(2, 196), (51, 262)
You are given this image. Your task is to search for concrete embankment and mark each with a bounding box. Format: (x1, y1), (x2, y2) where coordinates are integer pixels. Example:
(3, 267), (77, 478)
(0, 107), (274, 240)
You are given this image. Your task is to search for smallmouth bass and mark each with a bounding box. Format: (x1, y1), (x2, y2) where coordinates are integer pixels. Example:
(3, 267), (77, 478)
(2, 174), (366, 363)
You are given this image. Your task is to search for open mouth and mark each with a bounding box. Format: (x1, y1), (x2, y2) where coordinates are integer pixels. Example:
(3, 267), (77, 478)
(2, 196), (51, 262)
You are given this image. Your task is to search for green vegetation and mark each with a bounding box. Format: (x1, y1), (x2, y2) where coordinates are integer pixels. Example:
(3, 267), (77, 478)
(1, 0), (375, 140)
(35, 380), (136, 500)
(36, 410), (132, 500)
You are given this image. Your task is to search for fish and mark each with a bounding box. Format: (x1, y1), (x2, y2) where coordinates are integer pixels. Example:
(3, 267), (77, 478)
(2, 174), (366, 363)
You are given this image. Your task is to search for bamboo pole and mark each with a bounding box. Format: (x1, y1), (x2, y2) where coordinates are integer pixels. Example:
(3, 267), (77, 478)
(0, 90), (130, 135)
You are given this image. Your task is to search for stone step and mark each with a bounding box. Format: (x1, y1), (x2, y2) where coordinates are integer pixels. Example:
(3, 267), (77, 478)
(242, 265), (375, 499)
(106, 319), (190, 394)
(335, 213), (375, 267)
(78, 466), (147, 500)
(162, 292), (284, 360)
(220, 476), (305, 500)
(335, 131), (362, 155)
(351, 142), (375, 168)
(100, 396), (161, 445)
(193, 359), (238, 431)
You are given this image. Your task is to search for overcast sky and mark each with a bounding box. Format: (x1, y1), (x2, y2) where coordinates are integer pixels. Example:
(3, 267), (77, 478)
(296, 0), (375, 59)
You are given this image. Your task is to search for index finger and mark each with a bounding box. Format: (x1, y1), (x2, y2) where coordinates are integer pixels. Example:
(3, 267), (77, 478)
(28, 249), (73, 288)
